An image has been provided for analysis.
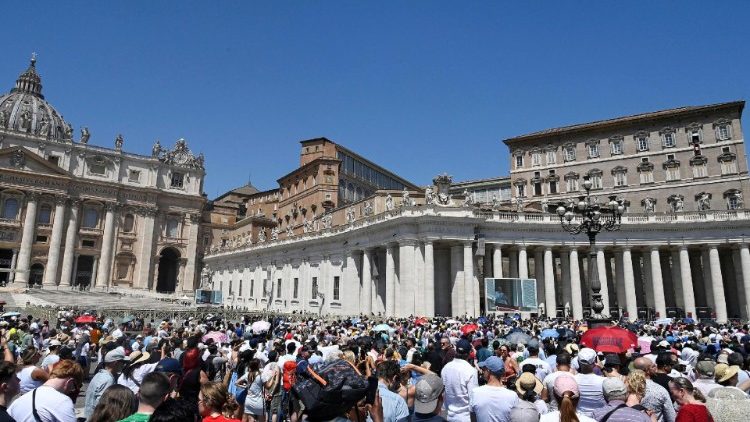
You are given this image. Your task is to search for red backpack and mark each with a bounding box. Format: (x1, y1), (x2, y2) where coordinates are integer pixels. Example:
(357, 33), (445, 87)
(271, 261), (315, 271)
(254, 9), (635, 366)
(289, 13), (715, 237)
(283, 360), (298, 391)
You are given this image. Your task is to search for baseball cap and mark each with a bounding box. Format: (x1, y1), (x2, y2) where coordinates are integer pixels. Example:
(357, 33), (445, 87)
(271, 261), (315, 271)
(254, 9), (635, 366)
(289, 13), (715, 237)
(715, 363), (739, 383)
(414, 374), (444, 414)
(578, 348), (597, 365)
(695, 361), (715, 377)
(510, 402), (541, 422)
(515, 372), (543, 395)
(602, 378), (628, 398)
(657, 340), (670, 348)
(105, 350), (129, 363)
(478, 356), (505, 375)
(604, 355), (621, 367)
(155, 358), (182, 374)
(553, 374), (579, 398)
(48, 339), (62, 347)
(456, 339), (472, 354)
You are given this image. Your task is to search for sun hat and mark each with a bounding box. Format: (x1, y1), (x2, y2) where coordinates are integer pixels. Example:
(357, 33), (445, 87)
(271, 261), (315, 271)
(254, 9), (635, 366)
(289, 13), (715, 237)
(715, 363), (739, 383)
(516, 372), (543, 395)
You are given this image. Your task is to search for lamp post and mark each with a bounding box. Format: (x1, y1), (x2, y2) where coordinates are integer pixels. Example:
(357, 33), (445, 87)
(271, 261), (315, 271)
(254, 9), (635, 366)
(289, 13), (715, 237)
(553, 175), (625, 326)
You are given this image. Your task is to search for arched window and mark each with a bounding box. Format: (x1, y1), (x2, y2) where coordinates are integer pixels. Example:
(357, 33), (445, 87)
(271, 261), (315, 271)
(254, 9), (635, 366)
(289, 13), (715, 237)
(82, 208), (99, 228)
(37, 204), (52, 224)
(347, 183), (354, 201)
(166, 218), (180, 238)
(2, 198), (19, 220)
(123, 214), (135, 233)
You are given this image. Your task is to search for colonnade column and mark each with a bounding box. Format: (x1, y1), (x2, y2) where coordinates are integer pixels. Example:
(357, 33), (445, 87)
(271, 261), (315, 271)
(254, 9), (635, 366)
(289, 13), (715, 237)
(708, 246), (727, 322)
(544, 247), (556, 317)
(569, 248), (583, 320)
(423, 241), (435, 317)
(42, 198), (67, 286)
(622, 247), (638, 321)
(518, 245), (528, 279)
(492, 244), (503, 278)
(399, 241), (416, 316)
(8, 249), (18, 284)
(15, 192), (39, 284)
(137, 209), (157, 290)
(739, 244), (750, 321)
(450, 245), (464, 317)
(534, 249), (545, 308)
(59, 200), (80, 287)
(385, 244), (396, 317)
(463, 241), (475, 317)
(595, 247), (610, 316)
(361, 249), (373, 316)
(95, 203), (117, 288)
(509, 250), (518, 278)
(650, 247), (667, 318)
(345, 251), (359, 315)
(678, 246), (696, 319)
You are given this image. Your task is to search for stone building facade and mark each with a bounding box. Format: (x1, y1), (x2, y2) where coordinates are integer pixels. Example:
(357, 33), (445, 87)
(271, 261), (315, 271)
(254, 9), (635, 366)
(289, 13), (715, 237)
(205, 101), (750, 323)
(0, 58), (206, 293)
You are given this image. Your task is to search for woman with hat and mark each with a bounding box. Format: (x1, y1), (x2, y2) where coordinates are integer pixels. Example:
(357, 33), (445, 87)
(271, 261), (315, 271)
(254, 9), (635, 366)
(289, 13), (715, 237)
(118, 345), (164, 394)
(17, 346), (48, 394)
(516, 372), (548, 415)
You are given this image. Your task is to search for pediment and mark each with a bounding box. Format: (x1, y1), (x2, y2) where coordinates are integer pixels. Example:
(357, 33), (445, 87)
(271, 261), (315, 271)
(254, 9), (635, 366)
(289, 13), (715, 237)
(0, 146), (70, 177)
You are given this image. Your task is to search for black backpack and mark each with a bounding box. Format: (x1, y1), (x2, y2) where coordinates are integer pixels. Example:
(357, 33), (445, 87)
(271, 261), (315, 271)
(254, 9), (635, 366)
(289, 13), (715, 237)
(292, 358), (368, 421)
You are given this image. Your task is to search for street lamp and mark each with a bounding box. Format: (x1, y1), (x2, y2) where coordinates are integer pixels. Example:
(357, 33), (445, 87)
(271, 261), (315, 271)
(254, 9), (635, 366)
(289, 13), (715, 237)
(553, 175), (625, 325)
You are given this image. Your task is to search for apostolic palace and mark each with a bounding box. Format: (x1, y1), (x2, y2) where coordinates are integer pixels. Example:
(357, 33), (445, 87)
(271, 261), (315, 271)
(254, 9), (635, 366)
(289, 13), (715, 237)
(2, 58), (750, 323)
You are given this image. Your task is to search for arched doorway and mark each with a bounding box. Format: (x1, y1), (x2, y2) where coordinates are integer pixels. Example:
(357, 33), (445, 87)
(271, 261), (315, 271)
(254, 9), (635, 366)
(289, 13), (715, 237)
(156, 248), (180, 293)
(0, 249), (13, 286)
(75, 256), (94, 290)
(29, 263), (44, 287)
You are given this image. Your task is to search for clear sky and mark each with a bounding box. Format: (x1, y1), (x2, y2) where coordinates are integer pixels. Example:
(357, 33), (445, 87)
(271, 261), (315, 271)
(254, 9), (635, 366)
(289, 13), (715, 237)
(2, 2), (749, 197)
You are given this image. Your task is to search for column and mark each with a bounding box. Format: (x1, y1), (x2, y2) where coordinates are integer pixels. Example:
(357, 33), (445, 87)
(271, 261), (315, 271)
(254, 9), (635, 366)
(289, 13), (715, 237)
(534, 249), (545, 309)
(95, 203), (117, 288)
(569, 248), (583, 320)
(70, 254), (79, 289)
(642, 253), (655, 308)
(59, 200), (80, 287)
(708, 246), (728, 322)
(509, 250), (518, 278)
(544, 247), (555, 316)
(492, 244), (503, 278)
(362, 249), (373, 315)
(650, 247), (667, 318)
(622, 247), (638, 321)
(42, 198), (67, 286)
(739, 244), (750, 320)
(679, 246), (696, 319)
(345, 251), (359, 315)
(701, 249), (715, 309)
(596, 247), (610, 316)
(90, 256), (99, 291)
(423, 241), (435, 317)
(463, 241), (475, 317)
(182, 214), (200, 292)
(399, 241), (416, 316)
(15, 193), (39, 284)
(671, 250), (685, 309)
(450, 245), (465, 316)
(8, 249), (18, 284)
(518, 246), (528, 279)
(614, 251), (626, 313)
(385, 244), (396, 316)
(136, 209), (157, 290)
(560, 250), (572, 310)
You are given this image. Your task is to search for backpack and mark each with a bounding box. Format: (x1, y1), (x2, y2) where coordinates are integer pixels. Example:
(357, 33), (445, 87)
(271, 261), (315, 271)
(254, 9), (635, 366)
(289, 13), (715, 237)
(292, 359), (368, 421)
(282, 360), (297, 391)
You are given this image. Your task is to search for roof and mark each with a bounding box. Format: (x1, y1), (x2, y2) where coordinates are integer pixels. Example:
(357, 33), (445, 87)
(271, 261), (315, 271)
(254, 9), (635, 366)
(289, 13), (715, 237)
(503, 101), (745, 145)
(213, 183), (260, 202)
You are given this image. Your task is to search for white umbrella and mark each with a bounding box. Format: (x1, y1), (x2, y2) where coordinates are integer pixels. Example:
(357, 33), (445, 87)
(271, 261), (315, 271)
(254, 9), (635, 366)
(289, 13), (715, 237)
(251, 320), (271, 334)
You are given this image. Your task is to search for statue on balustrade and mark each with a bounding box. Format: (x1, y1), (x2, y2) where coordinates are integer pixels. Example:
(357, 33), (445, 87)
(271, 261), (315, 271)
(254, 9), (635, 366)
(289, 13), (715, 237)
(642, 197), (656, 213)
(80, 127), (90, 144)
(697, 192), (711, 211)
(462, 189), (474, 207)
(385, 193), (394, 211)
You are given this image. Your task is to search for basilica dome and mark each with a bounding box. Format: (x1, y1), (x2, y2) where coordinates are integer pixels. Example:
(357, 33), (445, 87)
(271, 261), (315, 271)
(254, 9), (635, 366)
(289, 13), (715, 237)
(0, 56), (73, 142)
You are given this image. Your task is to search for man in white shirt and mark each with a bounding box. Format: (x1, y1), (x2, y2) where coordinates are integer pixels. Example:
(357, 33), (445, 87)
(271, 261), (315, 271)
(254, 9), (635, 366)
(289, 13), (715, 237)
(441, 339), (478, 422)
(9, 360), (83, 422)
(520, 345), (551, 382)
(573, 348), (605, 418)
(542, 353), (574, 412)
(470, 356), (518, 422)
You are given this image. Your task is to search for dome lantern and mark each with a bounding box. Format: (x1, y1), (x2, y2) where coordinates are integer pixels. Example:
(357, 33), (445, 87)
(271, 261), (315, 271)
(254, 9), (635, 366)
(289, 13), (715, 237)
(10, 53), (44, 99)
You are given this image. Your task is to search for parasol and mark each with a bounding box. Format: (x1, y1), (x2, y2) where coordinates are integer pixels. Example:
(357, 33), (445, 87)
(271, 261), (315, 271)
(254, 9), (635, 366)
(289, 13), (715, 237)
(75, 315), (97, 324)
(460, 323), (479, 336)
(505, 331), (532, 345)
(373, 323), (394, 332)
(1, 311), (20, 318)
(202, 331), (228, 344)
(251, 321), (271, 334)
(541, 328), (560, 339)
(580, 326), (638, 353)
(415, 317), (429, 326)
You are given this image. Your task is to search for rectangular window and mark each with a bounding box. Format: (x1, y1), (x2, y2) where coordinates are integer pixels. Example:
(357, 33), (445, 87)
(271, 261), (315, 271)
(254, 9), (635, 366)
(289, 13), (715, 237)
(588, 144), (599, 158)
(566, 178), (578, 192)
(549, 181), (557, 194)
(293, 278), (299, 299)
(663, 133), (675, 147)
(729, 196), (739, 210)
(614, 173), (626, 187)
(250, 279), (254, 297)
(546, 150), (556, 164)
(690, 129), (702, 144)
(170, 172), (184, 188)
(721, 160), (737, 175)
(517, 185), (525, 197)
(333, 276), (340, 301)
(312, 277), (318, 298)
(590, 174), (602, 189)
(238, 280), (243, 297)
(666, 154), (675, 161)
(563, 146), (576, 162)
(718, 125), (731, 140)
(611, 141), (623, 155)
(128, 170), (141, 183)
(81, 239), (96, 248)
(534, 182), (543, 196)
(90, 164), (106, 175)
(276, 278), (282, 297)
(35, 235), (48, 243)
(531, 152), (541, 166)
(640, 171), (654, 184)
(692, 164), (707, 178)
(48, 156), (60, 166)
(636, 136), (649, 151)
(666, 167), (680, 181)
(515, 155), (523, 168)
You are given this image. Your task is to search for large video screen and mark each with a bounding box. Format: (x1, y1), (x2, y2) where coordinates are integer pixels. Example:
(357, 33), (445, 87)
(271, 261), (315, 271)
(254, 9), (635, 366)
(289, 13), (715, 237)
(484, 278), (538, 312)
(195, 289), (223, 305)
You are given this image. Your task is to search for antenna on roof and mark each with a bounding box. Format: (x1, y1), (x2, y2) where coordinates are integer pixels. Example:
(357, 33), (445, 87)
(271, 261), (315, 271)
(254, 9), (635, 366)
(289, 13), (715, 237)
(248, 171), (252, 186)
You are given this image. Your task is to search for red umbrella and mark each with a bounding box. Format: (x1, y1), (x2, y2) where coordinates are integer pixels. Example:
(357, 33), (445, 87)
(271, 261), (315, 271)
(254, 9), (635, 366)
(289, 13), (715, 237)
(461, 323), (479, 335)
(580, 326), (637, 353)
(75, 315), (96, 324)
(415, 317), (429, 326)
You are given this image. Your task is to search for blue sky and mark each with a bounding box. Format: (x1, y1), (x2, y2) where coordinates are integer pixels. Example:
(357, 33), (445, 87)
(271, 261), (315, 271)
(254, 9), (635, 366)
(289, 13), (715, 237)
(2, 2), (748, 197)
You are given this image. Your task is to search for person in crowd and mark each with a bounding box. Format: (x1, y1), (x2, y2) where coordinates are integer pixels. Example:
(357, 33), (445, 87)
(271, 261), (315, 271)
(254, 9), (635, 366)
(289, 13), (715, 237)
(668, 378), (713, 422)
(520, 345), (552, 382)
(118, 372), (172, 422)
(149, 398), (201, 422)
(711, 363), (750, 393)
(0, 361), (20, 422)
(17, 347), (48, 394)
(154, 358), (183, 397)
(39, 340), (62, 370)
(180, 346), (209, 409)
(591, 378), (651, 422)
(470, 356), (518, 421)
(118, 350), (157, 394)
(515, 372), (548, 416)
(540, 375), (596, 422)
(498, 345), (521, 383)
(476, 338), (492, 365)
(413, 374), (447, 422)
(441, 339), (477, 422)
(653, 353), (676, 398)
(88, 385), (137, 422)
(372, 360), (409, 422)
(633, 358), (676, 422)
(436, 337), (455, 376)
(573, 348), (606, 418)
(198, 382), (241, 422)
(543, 353), (573, 412)
(602, 355), (626, 381)
(84, 349), (130, 419)
(692, 361), (719, 397)
(8, 359), (83, 422)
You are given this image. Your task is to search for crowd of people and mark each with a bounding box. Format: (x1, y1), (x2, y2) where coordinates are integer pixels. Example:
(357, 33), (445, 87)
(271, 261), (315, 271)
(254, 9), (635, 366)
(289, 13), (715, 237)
(0, 310), (749, 422)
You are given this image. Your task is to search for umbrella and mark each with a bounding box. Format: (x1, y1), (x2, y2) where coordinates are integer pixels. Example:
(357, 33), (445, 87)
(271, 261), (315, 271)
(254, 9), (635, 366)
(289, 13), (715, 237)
(251, 321), (271, 334)
(557, 328), (576, 340)
(119, 315), (136, 324)
(477, 316), (488, 325)
(461, 323), (479, 335)
(682, 317), (695, 324)
(415, 317), (429, 326)
(202, 331), (228, 344)
(373, 323), (394, 332)
(1, 311), (20, 318)
(445, 319), (459, 324)
(580, 326), (638, 353)
(653, 318), (672, 327)
(541, 328), (560, 339)
(75, 315), (96, 324)
(505, 331), (532, 345)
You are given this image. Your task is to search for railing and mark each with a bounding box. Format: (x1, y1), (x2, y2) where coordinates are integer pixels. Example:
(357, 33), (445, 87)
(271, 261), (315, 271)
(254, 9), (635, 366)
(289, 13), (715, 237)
(0, 218), (20, 227)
